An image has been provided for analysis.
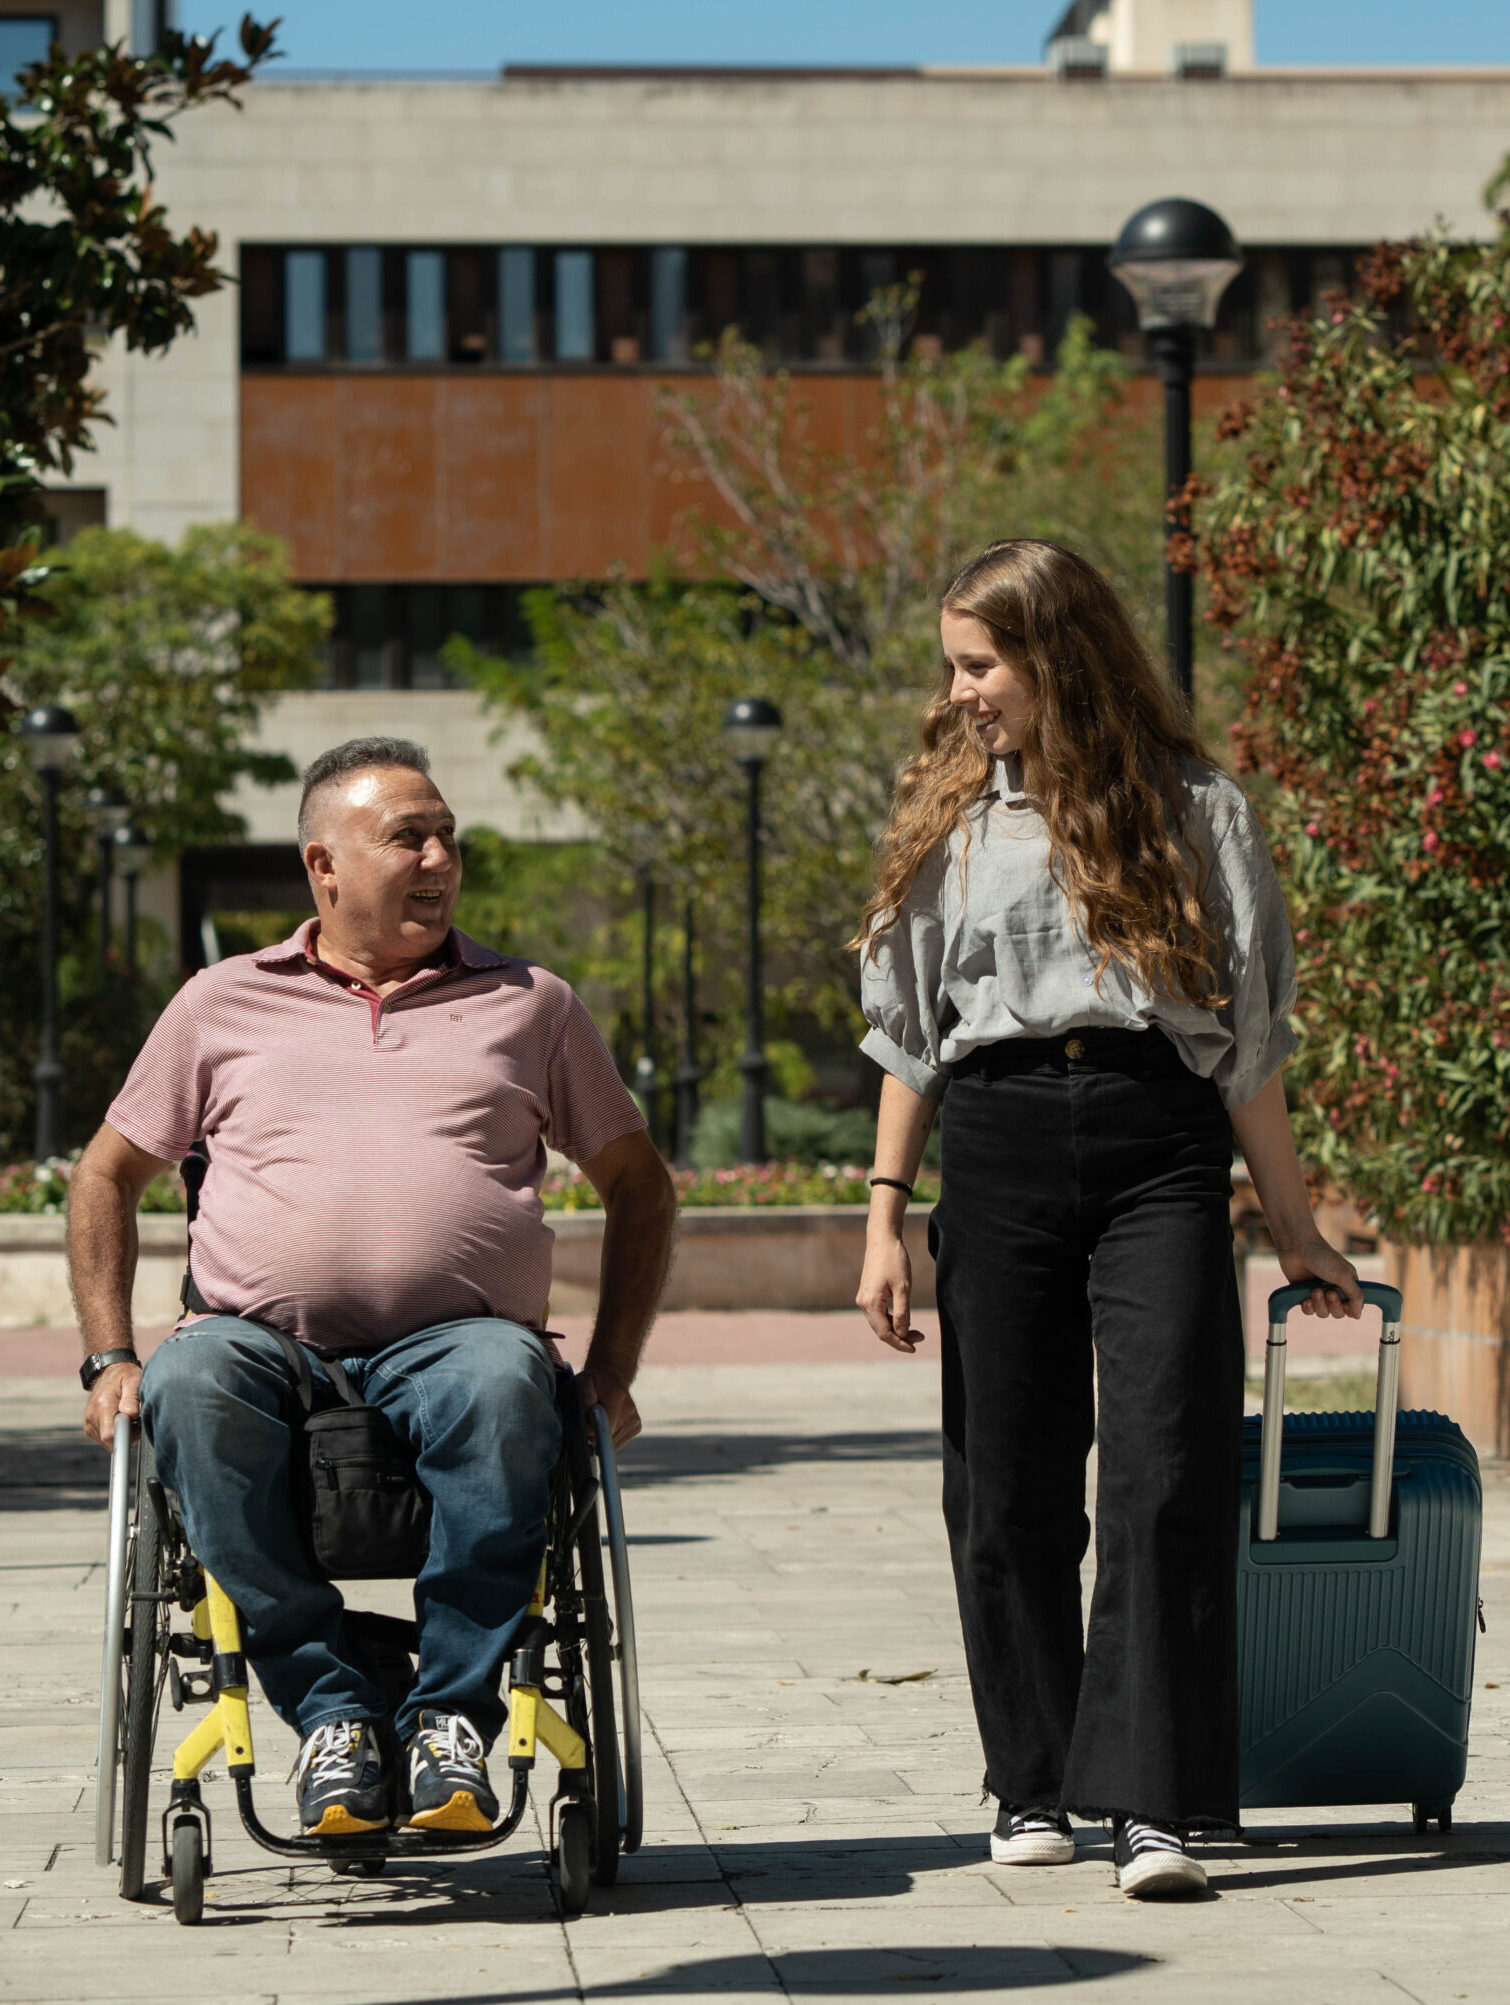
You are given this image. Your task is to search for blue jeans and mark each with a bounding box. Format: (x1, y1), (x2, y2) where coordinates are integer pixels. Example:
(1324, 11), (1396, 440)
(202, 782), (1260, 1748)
(140, 1317), (562, 1747)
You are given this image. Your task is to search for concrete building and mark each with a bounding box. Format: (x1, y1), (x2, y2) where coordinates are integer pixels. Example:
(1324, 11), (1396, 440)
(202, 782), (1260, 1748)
(10, 0), (1510, 956)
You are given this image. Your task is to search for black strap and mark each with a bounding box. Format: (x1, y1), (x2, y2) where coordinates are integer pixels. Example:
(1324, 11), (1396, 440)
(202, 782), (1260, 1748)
(179, 1263), (360, 1412)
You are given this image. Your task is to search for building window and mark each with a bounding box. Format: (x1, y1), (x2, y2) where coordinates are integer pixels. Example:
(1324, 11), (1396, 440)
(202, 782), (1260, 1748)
(285, 250), (327, 362)
(650, 247), (688, 364)
(344, 247), (383, 362)
(406, 250), (446, 361)
(554, 251), (595, 362)
(0, 14), (55, 94)
(499, 248), (537, 362)
(314, 584), (541, 691)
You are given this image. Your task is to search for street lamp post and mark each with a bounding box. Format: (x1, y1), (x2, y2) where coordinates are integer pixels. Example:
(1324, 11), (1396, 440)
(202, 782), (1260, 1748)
(632, 871), (661, 1150)
(86, 785), (130, 988)
(1108, 197), (1244, 701)
(18, 705), (81, 1160)
(723, 698), (783, 1165)
(672, 895), (702, 1170)
(112, 824), (153, 977)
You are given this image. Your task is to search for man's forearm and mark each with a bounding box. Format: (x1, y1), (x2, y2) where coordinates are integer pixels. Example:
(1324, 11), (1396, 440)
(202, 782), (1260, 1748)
(585, 1170), (677, 1384)
(67, 1164), (143, 1354)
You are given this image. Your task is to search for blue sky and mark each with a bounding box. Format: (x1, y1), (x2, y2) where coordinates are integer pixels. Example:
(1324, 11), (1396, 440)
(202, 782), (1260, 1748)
(179, 2), (1510, 72)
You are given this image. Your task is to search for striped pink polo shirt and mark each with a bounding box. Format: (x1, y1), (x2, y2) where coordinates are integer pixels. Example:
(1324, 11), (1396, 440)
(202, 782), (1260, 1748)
(106, 920), (645, 1352)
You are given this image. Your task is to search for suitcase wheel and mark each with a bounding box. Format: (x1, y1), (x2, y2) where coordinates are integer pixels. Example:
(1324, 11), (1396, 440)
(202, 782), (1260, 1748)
(1412, 1803), (1453, 1837)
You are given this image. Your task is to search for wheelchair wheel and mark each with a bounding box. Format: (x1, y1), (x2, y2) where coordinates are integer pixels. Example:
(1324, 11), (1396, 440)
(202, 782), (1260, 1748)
(171, 1819), (204, 1925)
(120, 1438), (168, 1900)
(555, 1799), (592, 1916)
(589, 1406), (642, 1859)
(568, 1416), (621, 1888)
(94, 1415), (135, 1869)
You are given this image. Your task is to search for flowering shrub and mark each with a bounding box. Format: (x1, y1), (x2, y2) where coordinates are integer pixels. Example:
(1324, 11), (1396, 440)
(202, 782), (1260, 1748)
(0, 1153), (186, 1215)
(1196, 203), (1510, 1245)
(542, 1160), (941, 1211)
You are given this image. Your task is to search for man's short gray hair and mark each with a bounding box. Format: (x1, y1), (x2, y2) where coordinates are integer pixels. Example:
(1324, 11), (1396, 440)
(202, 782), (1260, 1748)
(298, 737), (432, 847)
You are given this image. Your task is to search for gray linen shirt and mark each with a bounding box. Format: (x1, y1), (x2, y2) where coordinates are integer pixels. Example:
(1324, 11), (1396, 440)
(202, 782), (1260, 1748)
(859, 755), (1298, 1108)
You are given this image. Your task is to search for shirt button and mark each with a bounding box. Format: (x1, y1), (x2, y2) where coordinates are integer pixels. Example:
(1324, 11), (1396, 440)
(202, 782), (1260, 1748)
(1082, 975), (1093, 986)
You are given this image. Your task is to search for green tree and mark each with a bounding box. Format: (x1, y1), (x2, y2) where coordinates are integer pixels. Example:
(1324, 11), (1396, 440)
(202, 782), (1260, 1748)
(0, 523), (327, 1153)
(1197, 198), (1510, 1246)
(454, 312), (1187, 1078)
(0, 16), (278, 625)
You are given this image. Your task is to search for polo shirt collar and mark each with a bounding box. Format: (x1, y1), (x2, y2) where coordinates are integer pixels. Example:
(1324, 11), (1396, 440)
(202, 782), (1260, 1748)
(255, 919), (508, 972)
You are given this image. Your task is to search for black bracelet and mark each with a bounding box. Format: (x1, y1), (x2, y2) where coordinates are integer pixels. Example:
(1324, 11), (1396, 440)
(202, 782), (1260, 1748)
(868, 1175), (914, 1199)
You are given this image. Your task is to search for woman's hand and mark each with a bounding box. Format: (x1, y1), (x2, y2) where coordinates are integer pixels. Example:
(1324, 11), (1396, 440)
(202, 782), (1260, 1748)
(857, 1235), (928, 1354)
(1275, 1236), (1364, 1319)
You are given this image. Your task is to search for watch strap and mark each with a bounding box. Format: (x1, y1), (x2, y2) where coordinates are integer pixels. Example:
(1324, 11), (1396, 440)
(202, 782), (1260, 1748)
(79, 1347), (141, 1391)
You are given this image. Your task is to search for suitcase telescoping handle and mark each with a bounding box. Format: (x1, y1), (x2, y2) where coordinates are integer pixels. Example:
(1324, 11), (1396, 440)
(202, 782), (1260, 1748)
(1256, 1280), (1406, 1544)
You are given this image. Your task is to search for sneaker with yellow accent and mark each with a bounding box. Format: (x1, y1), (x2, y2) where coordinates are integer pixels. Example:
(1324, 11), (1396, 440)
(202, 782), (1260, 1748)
(292, 1720), (390, 1836)
(404, 1711), (498, 1832)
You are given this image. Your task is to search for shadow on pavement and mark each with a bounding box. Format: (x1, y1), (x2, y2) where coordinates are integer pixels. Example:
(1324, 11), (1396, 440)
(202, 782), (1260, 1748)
(0, 1423), (107, 1511)
(618, 1429), (940, 1483)
(343, 1947), (1150, 2001)
(1219, 1824), (1510, 1891)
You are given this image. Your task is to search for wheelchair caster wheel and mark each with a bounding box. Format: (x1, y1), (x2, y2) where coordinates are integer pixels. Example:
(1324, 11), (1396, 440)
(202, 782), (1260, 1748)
(171, 1820), (205, 1925)
(555, 1801), (592, 1916)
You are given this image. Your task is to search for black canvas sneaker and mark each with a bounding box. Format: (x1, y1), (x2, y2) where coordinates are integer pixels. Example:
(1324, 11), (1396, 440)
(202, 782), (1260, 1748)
(404, 1710), (499, 1832)
(1113, 1816), (1208, 1898)
(291, 1720), (390, 1836)
(990, 1805), (1076, 1865)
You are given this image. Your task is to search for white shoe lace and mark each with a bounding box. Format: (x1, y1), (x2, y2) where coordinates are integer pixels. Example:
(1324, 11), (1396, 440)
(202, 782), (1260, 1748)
(410, 1711), (485, 1787)
(1124, 1818), (1185, 1856)
(290, 1719), (368, 1790)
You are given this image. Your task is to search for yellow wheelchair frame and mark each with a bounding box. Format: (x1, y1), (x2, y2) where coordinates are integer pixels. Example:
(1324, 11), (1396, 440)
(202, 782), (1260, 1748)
(95, 1389), (640, 1923)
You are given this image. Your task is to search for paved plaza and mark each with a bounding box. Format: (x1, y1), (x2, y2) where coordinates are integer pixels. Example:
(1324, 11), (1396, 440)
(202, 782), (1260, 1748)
(3, 1336), (1508, 2004)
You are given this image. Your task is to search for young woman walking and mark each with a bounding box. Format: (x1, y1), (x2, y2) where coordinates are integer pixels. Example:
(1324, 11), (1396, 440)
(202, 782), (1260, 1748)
(855, 539), (1362, 1898)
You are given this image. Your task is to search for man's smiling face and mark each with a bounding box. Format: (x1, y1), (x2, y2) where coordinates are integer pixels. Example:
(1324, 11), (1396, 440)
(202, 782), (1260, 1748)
(304, 765), (463, 963)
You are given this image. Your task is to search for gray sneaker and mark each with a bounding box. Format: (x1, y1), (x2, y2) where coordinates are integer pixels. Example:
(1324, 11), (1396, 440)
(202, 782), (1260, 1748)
(291, 1720), (390, 1836)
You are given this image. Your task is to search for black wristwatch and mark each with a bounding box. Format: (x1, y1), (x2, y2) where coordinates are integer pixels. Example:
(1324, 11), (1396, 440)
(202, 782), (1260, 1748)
(79, 1348), (140, 1391)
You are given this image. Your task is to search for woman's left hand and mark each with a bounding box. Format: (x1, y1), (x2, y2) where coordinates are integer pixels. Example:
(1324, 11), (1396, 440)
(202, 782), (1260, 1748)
(1274, 1236), (1365, 1318)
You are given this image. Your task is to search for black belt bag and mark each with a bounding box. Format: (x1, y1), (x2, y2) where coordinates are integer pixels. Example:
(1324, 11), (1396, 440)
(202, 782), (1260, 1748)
(266, 1329), (433, 1582)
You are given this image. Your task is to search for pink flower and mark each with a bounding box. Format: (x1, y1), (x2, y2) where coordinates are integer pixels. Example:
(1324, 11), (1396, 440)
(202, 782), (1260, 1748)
(1362, 699), (1376, 716)
(1305, 820), (1321, 837)
(1423, 831), (1441, 852)
(1427, 787), (1445, 806)
(1454, 681), (1469, 696)
(1421, 1173), (1440, 1195)
(1485, 751), (1502, 771)
(1460, 729), (1478, 748)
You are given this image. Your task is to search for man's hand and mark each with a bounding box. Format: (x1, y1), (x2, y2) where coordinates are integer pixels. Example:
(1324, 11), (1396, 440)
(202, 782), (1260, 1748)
(578, 1367), (641, 1449)
(83, 1360), (143, 1448)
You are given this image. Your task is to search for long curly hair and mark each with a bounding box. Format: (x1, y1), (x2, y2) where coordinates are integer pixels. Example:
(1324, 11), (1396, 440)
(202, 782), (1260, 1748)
(855, 539), (1229, 1012)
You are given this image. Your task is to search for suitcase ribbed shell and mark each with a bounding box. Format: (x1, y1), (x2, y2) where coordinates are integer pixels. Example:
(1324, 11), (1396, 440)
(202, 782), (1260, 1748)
(1237, 1409), (1482, 1812)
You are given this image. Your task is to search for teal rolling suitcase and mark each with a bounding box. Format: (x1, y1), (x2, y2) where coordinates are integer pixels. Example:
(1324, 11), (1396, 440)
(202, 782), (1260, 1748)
(1237, 1281), (1483, 1831)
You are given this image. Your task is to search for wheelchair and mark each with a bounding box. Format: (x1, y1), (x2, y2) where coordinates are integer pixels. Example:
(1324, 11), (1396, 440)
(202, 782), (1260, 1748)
(93, 1367), (642, 1925)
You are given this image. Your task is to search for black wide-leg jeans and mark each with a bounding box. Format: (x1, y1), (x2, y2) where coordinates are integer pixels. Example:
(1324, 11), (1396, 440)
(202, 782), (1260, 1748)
(930, 1027), (1245, 1831)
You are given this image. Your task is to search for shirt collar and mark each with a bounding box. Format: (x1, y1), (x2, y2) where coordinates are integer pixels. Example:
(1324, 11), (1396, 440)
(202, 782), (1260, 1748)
(255, 918), (509, 973)
(988, 753), (1028, 806)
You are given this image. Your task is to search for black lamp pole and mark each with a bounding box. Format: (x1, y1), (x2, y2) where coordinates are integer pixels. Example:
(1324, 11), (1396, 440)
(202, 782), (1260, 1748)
(112, 824), (153, 979)
(723, 697), (783, 1166)
(19, 706), (81, 1160)
(672, 895), (702, 1170)
(632, 871), (660, 1149)
(86, 786), (130, 989)
(1109, 196), (1244, 704)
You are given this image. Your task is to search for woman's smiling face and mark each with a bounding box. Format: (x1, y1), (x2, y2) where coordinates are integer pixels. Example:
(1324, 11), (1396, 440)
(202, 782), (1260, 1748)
(941, 609), (1035, 757)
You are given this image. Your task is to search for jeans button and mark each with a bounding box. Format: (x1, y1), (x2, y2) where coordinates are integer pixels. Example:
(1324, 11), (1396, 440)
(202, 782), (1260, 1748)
(1064, 1038), (1085, 1060)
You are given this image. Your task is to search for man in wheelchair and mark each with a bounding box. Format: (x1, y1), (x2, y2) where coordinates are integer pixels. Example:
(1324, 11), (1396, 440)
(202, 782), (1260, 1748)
(69, 736), (675, 1841)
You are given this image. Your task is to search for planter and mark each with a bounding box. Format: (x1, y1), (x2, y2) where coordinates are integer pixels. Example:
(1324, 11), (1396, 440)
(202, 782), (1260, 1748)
(1388, 1239), (1510, 1461)
(547, 1206), (935, 1316)
(0, 1214), (188, 1329)
(0, 1206), (934, 1327)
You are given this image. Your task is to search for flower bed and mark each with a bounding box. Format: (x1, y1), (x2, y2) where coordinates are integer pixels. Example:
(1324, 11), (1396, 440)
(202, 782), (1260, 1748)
(0, 1154), (185, 1216)
(1, 1154), (938, 1217)
(542, 1160), (942, 1211)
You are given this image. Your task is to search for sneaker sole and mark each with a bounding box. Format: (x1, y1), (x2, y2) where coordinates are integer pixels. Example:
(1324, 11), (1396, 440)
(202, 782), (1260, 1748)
(990, 1833), (1076, 1865)
(303, 1804), (390, 1838)
(1117, 1854), (1207, 1899)
(406, 1791), (496, 1833)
